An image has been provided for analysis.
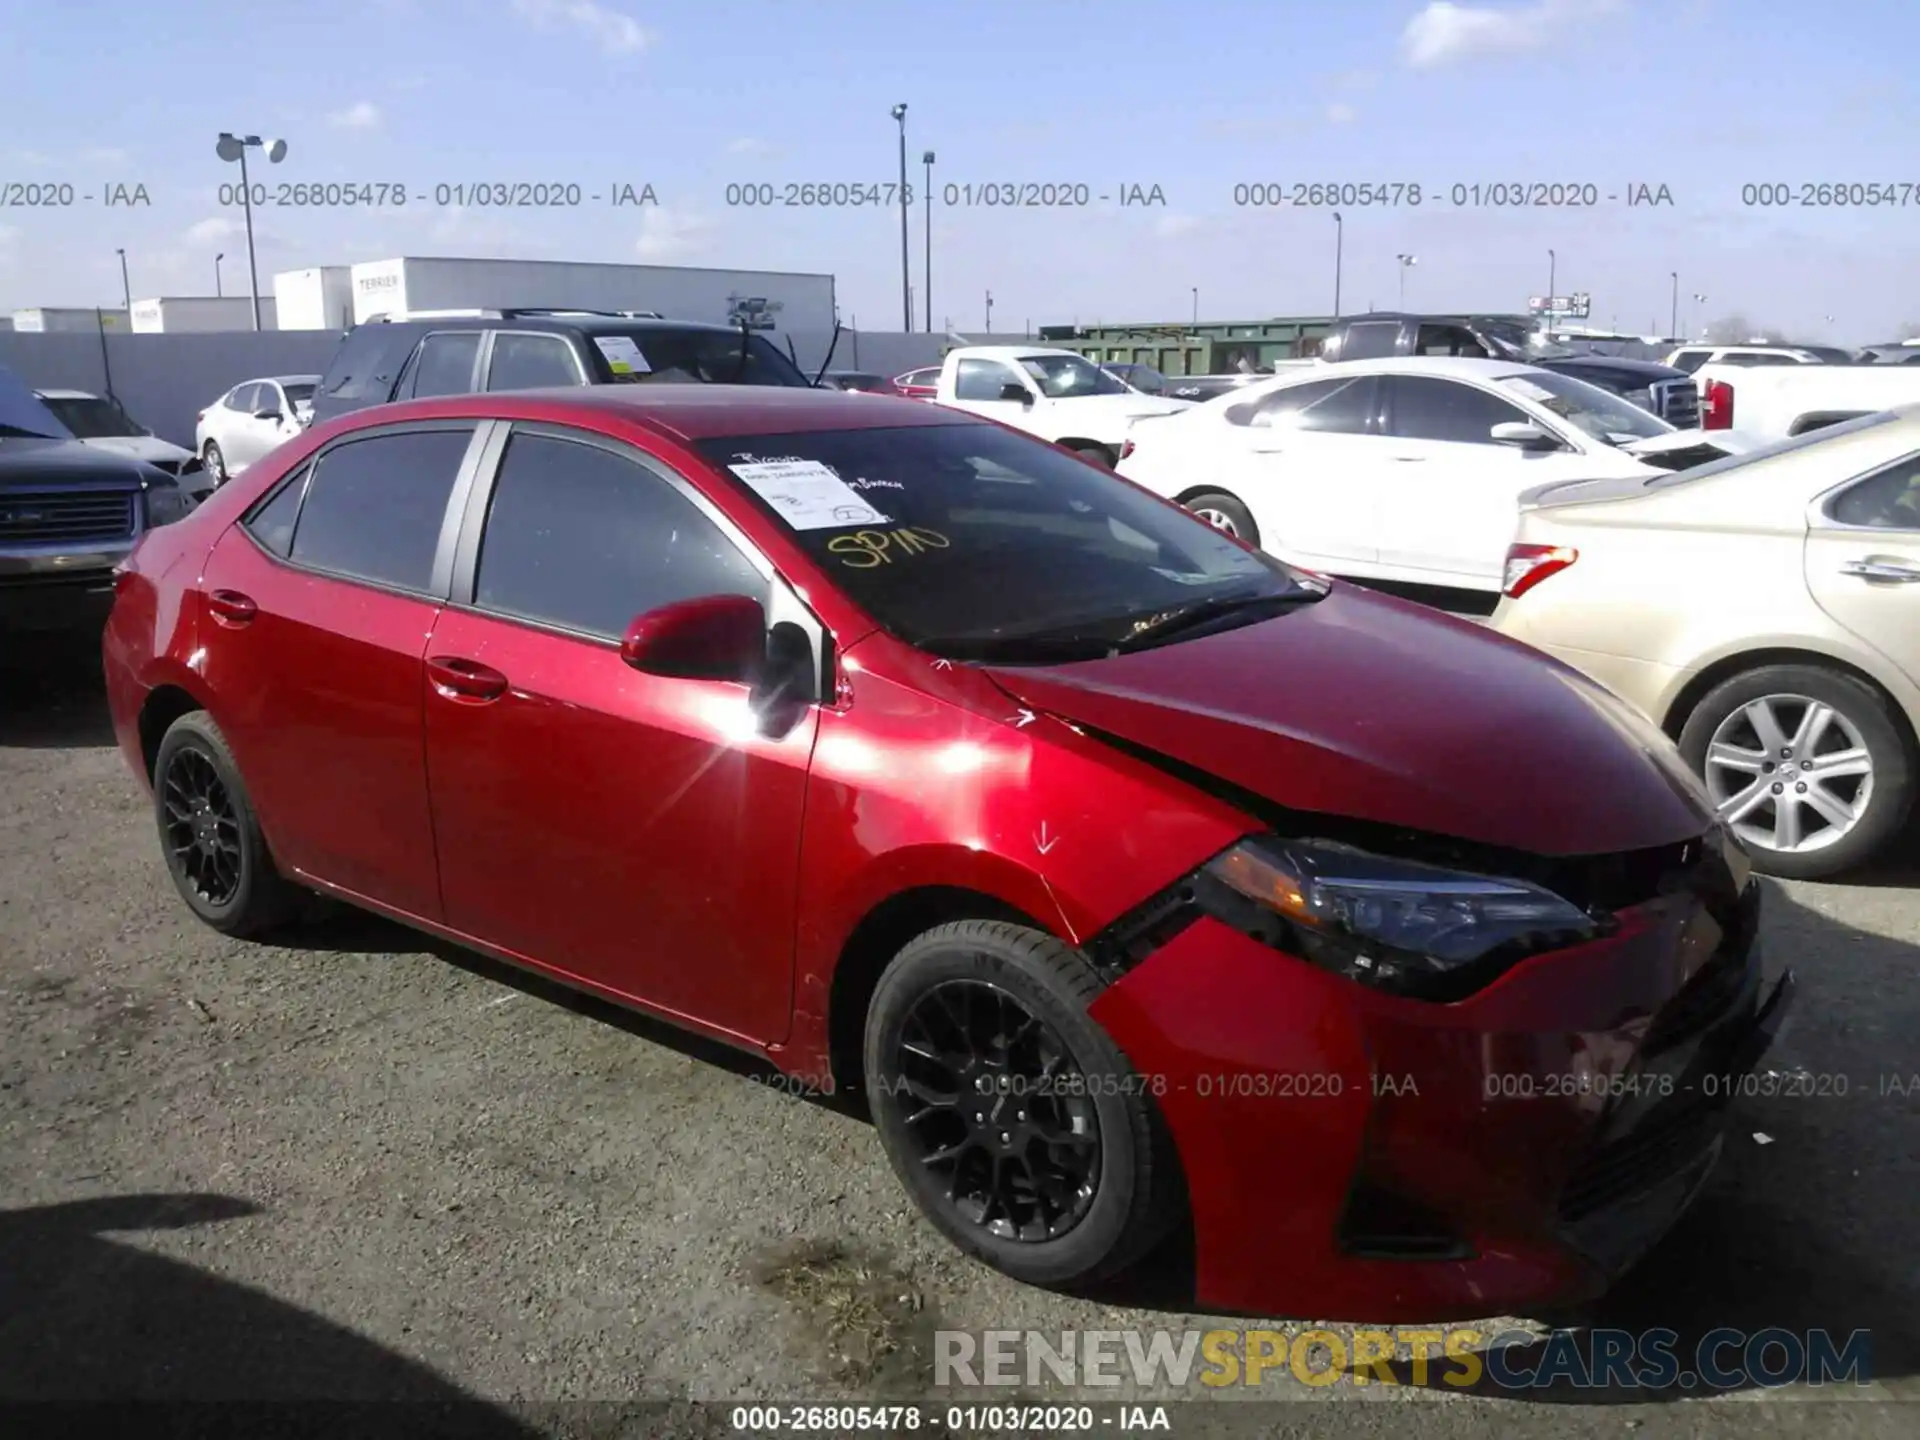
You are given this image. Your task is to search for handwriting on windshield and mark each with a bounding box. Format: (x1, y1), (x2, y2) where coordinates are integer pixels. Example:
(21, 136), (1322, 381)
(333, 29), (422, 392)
(828, 527), (950, 568)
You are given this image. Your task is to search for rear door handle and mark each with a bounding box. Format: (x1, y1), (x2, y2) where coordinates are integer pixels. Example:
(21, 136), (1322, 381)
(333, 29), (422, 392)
(427, 655), (510, 702)
(1840, 559), (1920, 583)
(206, 589), (256, 626)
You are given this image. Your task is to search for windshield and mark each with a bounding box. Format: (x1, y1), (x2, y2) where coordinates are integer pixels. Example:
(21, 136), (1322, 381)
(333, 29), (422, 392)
(1801, 347), (1854, 364)
(39, 395), (145, 437)
(1478, 319), (1576, 361)
(1018, 354), (1131, 398)
(282, 382), (317, 405)
(598, 328), (813, 387)
(695, 423), (1312, 656)
(1112, 365), (1168, 394)
(1499, 370), (1672, 443)
(0, 367), (75, 439)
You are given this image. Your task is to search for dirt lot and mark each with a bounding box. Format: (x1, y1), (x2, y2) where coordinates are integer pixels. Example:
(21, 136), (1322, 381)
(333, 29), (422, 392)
(2, 631), (1916, 1438)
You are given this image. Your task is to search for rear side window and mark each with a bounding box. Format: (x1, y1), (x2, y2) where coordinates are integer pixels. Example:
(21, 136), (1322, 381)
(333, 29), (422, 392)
(244, 464), (310, 557)
(1830, 455), (1920, 529)
(1234, 376), (1374, 432)
(228, 383), (260, 412)
(1338, 322), (1402, 360)
(408, 332), (483, 398)
(486, 333), (584, 390)
(288, 428), (473, 592)
(473, 432), (763, 639)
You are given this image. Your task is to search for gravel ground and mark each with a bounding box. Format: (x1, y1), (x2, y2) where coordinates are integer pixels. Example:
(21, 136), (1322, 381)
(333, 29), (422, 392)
(2, 629), (1916, 1439)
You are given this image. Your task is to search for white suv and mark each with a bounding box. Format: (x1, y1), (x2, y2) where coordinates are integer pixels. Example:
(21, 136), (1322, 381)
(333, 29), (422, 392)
(1664, 344), (1852, 372)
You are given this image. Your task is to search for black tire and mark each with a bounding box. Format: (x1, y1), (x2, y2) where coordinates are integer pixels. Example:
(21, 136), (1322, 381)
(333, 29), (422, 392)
(1066, 442), (1114, 468)
(153, 711), (301, 936)
(202, 441), (227, 486)
(1677, 663), (1914, 880)
(1182, 489), (1260, 547)
(863, 920), (1181, 1289)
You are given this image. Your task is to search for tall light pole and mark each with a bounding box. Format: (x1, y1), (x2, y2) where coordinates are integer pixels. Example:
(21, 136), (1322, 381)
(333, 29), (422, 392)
(1669, 271), (1679, 340)
(215, 252), (225, 297)
(922, 150), (935, 333)
(1191, 287), (1198, 326)
(890, 104), (910, 331)
(115, 248), (131, 312)
(1332, 212), (1343, 315)
(1546, 249), (1556, 334)
(217, 132), (287, 331)
(984, 290), (993, 333)
(1396, 253), (1416, 307)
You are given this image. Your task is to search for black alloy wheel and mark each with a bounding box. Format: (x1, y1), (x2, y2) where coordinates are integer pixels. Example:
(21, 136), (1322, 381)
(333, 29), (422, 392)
(893, 978), (1102, 1242)
(161, 747), (243, 906)
(864, 920), (1181, 1288)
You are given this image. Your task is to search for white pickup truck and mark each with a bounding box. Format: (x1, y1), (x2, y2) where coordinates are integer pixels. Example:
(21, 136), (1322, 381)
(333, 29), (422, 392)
(1696, 361), (1920, 440)
(934, 345), (1193, 465)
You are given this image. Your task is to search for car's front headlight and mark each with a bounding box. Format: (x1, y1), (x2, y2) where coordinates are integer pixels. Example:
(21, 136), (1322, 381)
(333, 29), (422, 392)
(1197, 836), (1601, 1001)
(144, 481), (197, 527)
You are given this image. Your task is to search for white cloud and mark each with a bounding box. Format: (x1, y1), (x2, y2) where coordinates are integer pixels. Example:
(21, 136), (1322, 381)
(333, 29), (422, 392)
(1401, 0), (1620, 69)
(1326, 102), (1357, 123)
(512, 0), (650, 55)
(7, 150), (55, 168)
(81, 147), (130, 165)
(186, 217), (244, 244)
(1154, 214), (1201, 239)
(328, 101), (381, 130)
(726, 137), (775, 156)
(635, 205), (712, 262)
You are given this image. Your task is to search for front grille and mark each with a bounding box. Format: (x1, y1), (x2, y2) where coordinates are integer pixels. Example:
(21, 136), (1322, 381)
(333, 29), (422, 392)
(0, 490), (137, 545)
(1558, 1086), (1722, 1221)
(1652, 377), (1700, 427)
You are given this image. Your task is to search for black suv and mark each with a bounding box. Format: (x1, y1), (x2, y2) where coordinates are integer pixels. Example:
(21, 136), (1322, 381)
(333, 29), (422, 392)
(310, 310), (816, 424)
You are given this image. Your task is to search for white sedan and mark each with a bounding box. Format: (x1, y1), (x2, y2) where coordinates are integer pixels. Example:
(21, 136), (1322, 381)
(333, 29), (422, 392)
(1117, 356), (1748, 592)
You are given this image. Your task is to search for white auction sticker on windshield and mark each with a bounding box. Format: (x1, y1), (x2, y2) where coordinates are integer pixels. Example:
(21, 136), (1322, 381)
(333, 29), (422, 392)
(728, 459), (891, 529)
(1504, 378), (1556, 402)
(594, 335), (651, 374)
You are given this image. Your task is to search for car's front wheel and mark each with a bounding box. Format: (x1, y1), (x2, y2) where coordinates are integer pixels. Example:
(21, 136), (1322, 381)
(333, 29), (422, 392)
(153, 711), (301, 936)
(864, 920), (1181, 1289)
(1183, 490), (1260, 547)
(1677, 663), (1915, 879)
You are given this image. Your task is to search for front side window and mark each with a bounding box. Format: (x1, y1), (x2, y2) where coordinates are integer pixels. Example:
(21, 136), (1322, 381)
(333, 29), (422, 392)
(1496, 370), (1670, 443)
(287, 427), (473, 591)
(1830, 454), (1920, 529)
(486, 333), (583, 391)
(694, 422), (1311, 657)
(1386, 376), (1534, 445)
(1017, 354), (1130, 397)
(474, 432), (764, 639)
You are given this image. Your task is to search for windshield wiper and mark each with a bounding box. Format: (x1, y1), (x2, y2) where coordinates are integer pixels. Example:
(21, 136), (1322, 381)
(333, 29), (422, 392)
(1112, 589), (1318, 651)
(915, 632), (1121, 663)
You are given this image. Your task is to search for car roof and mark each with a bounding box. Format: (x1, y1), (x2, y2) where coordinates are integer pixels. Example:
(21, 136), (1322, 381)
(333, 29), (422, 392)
(351, 314), (744, 338)
(245, 374), (321, 384)
(332, 384), (977, 441)
(951, 345), (1084, 362)
(1298, 356), (1538, 380)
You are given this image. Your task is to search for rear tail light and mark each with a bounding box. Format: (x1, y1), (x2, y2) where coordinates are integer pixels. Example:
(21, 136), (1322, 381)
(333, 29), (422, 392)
(1502, 543), (1578, 598)
(1702, 379), (1733, 429)
(1119, 438), (1136, 460)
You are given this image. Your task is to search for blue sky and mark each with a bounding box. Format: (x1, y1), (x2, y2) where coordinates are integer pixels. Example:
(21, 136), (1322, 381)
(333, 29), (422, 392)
(4, 0), (1918, 340)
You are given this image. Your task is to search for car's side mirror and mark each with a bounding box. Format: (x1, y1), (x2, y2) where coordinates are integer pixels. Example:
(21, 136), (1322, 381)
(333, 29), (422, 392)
(620, 593), (767, 682)
(1490, 420), (1560, 450)
(254, 408), (283, 422)
(998, 382), (1034, 405)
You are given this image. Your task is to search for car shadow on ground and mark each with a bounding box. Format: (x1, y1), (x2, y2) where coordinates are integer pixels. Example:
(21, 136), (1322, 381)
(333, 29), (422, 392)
(0, 1192), (545, 1431)
(1367, 880), (1919, 1402)
(0, 628), (117, 749)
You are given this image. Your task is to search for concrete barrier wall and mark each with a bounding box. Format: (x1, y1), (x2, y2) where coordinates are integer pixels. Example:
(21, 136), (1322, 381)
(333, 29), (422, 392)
(0, 329), (981, 449)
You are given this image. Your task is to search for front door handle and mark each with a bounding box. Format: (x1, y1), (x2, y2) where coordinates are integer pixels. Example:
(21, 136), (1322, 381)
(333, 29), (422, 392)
(1840, 558), (1920, 583)
(427, 655), (509, 702)
(206, 589), (256, 626)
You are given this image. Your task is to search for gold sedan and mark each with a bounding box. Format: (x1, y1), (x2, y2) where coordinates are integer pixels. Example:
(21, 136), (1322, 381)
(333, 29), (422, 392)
(1491, 407), (1920, 879)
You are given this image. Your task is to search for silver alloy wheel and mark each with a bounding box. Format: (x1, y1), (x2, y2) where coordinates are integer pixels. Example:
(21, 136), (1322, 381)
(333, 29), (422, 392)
(1703, 693), (1875, 855)
(1193, 506), (1238, 535)
(203, 443), (226, 485)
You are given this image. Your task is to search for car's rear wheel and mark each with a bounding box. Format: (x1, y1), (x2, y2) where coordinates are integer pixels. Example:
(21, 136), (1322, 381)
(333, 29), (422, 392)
(863, 920), (1180, 1288)
(202, 441), (227, 486)
(153, 712), (300, 936)
(1183, 490), (1260, 546)
(1677, 663), (1914, 879)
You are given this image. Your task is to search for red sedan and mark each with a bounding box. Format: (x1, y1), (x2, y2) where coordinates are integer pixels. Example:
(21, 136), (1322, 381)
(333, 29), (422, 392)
(892, 366), (940, 400)
(102, 385), (1792, 1321)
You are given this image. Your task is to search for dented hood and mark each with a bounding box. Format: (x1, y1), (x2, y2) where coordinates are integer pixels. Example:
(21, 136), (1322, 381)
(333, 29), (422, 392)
(983, 586), (1713, 857)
